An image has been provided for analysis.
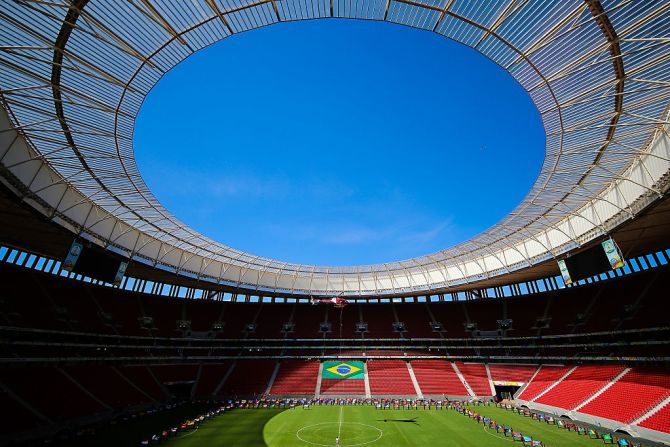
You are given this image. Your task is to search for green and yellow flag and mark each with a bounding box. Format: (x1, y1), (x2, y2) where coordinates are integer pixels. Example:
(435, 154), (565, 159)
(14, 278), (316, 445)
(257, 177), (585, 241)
(322, 361), (364, 379)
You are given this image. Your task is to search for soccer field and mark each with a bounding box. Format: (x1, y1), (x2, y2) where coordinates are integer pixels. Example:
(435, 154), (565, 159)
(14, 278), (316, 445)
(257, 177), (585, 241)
(165, 405), (621, 447)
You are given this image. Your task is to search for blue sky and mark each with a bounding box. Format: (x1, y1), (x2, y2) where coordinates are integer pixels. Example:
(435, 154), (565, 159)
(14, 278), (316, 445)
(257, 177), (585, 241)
(134, 20), (544, 266)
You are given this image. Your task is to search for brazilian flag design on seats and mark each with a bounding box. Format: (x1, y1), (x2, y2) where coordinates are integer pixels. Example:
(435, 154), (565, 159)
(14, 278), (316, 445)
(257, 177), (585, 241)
(322, 361), (364, 379)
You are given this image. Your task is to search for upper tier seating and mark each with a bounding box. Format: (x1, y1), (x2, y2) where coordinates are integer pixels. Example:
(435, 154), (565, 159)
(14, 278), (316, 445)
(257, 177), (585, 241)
(0, 260), (667, 341)
(516, 365), (571, 400)
(619, 273), (667, 330)
(463, 299), (505, 333)
(329, 304), (359, 338)
(456, 362), (492, 396)
(270, 361), (319, 395)
(426, 302), (468, 338)
(217, 303), (260, 338)
(140, 296), (182, 337)
(183, 299), (224, 332)
(393, 303), (434, 337)
(579, 367), (670, 423)
(363, 305), (398, 338)
(535, 365), (624, 409)
(505, 295), (547, 337)
(367, 360), (415, 395)
(289, 305), (326, 338)
(411, 360), (468, 396)
(253, 304), (293, 338)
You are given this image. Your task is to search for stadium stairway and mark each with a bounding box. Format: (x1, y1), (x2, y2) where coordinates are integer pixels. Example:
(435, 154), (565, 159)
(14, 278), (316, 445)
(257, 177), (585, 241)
(515, 366), (670, 445)
(411, 360), (469, 397)
(65, 366), (151, 410)
(121, 365), (168, 401)
(405, 362), (423, 399)
(636, 396), (670, 435)
(515, 365), (573, 401)
(512, 365), (542, 398)
(363, 362), (372, 398)
(190, 364), (203, 399)
(530, 365), (578, 402)
(577, 367), (670, 424)
(194, 363), (229, 397)
(451, 362), (476, 397)
(455, 362), (494, 397)
(59, 369), (113, 412)
(485, 364), (495, 395)
(573, 367), (631, 411)
(0, 385), (51, 437)
(315, 363), (323, 398)
(213, 363), (237, 396)
(265, 363), (281, 395)
(535, 365), (625, 410)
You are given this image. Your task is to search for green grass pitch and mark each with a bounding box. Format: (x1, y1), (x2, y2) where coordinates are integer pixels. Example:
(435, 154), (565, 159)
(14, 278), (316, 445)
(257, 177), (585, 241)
(165, 405), (615, 447)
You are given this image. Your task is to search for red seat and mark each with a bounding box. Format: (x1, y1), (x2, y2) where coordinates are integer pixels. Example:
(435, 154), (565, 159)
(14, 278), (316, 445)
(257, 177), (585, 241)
(411, 360), (468, 395)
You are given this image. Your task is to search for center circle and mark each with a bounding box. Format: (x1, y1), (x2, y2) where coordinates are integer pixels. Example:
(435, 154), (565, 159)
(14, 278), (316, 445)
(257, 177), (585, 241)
(135, 20), (544, 266)
(296, 422), (383, 447)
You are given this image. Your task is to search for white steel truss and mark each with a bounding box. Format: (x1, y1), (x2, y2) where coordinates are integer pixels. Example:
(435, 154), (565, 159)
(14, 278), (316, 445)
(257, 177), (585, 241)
(0, 0), (669, 295)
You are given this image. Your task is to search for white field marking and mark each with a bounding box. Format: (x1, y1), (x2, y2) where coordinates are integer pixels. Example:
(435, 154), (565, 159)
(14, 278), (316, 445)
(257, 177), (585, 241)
(175, 427), (199, 439)
(296, 422), (382, 447)
(482, 426), (515, 443)
(338, 406), (343, 442)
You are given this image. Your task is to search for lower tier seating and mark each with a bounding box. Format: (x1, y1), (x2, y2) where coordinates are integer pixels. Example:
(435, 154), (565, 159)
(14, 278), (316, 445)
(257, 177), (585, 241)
(411, 360), (468, 395)
(270, 361), (319, 395)
(194, 363), (229, 397)
(66, 366), (151, 409)
(367, 360), (415, 395)
(0, 367), (106, 421)
(488, 364), (538, 384)
(535, 365), (624, 409)
(579, 367), (670, 423)
(516, 365), (571, 400)
(456, 362), (492, 396)
(118, 365), (165, 401)
(0, 390), (43, 436)
(218, 361), (275, 396)
(150, 364), (199, 384)
(320, 378), (365, 395)
(638, 402), (670, 434)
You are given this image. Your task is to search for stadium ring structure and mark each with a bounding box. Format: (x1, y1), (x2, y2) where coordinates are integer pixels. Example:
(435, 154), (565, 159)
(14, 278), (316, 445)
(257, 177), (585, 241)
(0, 0), (669, 296)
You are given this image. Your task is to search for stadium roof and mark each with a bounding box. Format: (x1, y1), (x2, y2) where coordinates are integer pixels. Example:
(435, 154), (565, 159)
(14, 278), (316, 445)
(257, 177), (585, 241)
(1, 0), (669, 296)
